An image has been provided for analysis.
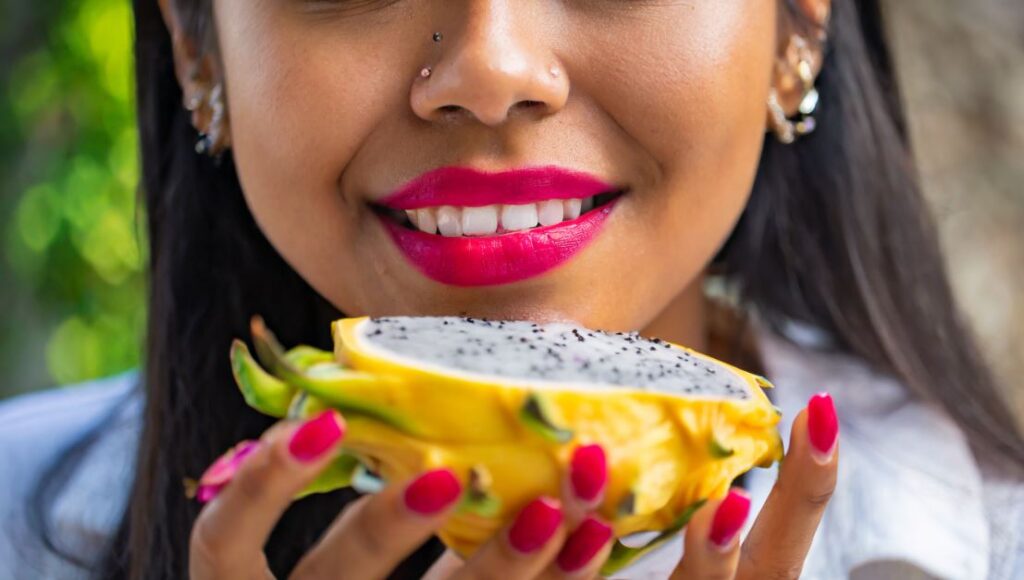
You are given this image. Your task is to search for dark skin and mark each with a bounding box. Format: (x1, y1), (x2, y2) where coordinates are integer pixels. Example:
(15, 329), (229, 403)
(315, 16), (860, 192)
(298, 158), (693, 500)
(161, 1), (838, 577)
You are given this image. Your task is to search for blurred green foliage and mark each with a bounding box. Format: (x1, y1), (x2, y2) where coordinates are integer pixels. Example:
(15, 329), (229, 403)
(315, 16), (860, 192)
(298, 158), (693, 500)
(1, 0), (143, 397)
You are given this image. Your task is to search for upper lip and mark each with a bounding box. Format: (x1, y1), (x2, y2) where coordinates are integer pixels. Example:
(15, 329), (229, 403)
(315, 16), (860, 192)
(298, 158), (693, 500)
(377, 166), (619, 210)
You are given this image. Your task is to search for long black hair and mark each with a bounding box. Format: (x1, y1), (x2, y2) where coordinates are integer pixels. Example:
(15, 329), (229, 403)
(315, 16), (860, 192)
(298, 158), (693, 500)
(33, 0), (1024, 577)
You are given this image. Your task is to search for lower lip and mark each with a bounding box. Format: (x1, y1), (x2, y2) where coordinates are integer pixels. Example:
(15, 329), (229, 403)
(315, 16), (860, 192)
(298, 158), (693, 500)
(379, 199), (620, 287)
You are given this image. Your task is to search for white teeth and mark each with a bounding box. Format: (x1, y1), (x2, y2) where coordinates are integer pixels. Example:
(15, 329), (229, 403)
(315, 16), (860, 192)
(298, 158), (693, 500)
(436, 206), (463, 237)
(501, 204), (539, 231)
(538, 200), (564, 227)
(462, 205), (499, 236)
(408, 197), (602, 236)
(415, 208), (437, 234)
(563, 198), (582, 220)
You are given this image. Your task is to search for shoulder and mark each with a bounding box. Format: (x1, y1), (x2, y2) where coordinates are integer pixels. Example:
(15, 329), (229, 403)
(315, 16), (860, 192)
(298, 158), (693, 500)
(979, 458), (1024, 579)
(753, 322), (1003, 579)
(0, 370), (142, 578)
(0, 369), (139, 445)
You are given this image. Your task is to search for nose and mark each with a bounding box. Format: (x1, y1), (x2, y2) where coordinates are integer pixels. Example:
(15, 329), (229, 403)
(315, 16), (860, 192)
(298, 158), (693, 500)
(410, 3), (569, 127)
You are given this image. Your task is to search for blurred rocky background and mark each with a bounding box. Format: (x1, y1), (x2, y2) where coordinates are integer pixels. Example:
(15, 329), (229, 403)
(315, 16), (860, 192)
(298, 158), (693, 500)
(885, 0), (1024, 422)
(0, 0), (1021, 423)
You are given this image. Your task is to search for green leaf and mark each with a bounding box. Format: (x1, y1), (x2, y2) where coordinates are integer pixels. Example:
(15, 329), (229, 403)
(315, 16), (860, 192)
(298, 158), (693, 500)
(230, 339), (295, 418)
(601, 499), (708, 576)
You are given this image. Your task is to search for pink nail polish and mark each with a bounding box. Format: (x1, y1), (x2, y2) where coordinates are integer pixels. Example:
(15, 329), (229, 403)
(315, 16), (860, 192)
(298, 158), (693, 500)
(196, 484), (220, 503)
(403, 469), (462, 515)
(288, 410), (345, 463)
(557, 516), (613, 572)
(807, 392), (839, 459)
(508, 497), (564, 554)
(570, 444), (607, 502)
(709, 489), (751, 549)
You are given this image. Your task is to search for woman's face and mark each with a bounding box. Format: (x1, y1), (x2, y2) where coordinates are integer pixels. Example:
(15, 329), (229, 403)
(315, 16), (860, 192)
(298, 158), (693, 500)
(208, 1), (783, 332)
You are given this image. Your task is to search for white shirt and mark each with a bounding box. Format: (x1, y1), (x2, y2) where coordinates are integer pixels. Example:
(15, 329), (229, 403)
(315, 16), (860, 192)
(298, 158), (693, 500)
(0, 329), (1021, 579)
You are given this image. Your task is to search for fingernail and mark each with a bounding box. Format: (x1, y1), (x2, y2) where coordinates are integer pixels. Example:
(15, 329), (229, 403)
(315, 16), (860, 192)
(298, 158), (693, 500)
(508, 497), (564, 554)
(196, 485), (220, 503)
(196, 440), (261, 504)
(288, 410), (345, 463)
(708, 488), (751, 550)
(404, 469), (462, 515)
(570, 444), (607, 502)
(807, 392), (839, 461)
(557, 516), (613, 572)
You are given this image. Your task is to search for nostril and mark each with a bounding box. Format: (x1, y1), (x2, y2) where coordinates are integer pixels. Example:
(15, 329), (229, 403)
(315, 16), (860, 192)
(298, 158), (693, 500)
(439, 105), (462, 114)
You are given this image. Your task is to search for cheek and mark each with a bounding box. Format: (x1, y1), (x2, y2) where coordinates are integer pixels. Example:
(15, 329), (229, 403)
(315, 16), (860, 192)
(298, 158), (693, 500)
(212, 2), (419, 311)
(215, 11), (384, 221)
(575, 2), (775, 247)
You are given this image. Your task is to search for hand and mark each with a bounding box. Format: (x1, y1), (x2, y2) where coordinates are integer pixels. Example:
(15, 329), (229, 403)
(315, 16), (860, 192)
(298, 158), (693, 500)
(432, 392), (839, 579)
(190, 411), (613, 579)
(670, 392), (840, 579)
(189, 391), (838, 579)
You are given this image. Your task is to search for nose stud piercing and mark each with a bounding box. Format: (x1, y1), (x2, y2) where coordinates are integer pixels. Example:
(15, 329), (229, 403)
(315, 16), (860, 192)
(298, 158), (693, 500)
(420, 32), (444, 79)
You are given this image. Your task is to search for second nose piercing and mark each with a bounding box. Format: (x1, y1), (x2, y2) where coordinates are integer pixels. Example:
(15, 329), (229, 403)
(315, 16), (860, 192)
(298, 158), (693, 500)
(420, 31), (444, 79)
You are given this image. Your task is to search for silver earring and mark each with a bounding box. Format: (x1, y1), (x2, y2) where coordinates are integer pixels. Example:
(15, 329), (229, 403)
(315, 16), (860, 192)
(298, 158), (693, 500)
(185, 92), (204, 112)
(768, 36), (821, 144)
(193, 83), (229, 160)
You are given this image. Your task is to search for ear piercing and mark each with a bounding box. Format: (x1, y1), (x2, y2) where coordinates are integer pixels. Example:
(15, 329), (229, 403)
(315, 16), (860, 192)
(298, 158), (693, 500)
(188, 82), (229, 160)
(768, 35), (821, 144)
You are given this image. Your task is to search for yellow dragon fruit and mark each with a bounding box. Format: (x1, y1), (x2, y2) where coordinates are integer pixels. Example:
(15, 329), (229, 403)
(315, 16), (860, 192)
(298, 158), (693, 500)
(230, 316), (782, 574)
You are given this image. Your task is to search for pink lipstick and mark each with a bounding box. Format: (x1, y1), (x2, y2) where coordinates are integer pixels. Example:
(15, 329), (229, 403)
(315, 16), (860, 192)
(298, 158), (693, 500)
(379, 166), (615, 209)
(375, 166), (622, 287)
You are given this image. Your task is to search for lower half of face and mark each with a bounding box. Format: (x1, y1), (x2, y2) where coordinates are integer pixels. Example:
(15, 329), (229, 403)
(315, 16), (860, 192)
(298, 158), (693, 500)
(215, 0), (777, 331)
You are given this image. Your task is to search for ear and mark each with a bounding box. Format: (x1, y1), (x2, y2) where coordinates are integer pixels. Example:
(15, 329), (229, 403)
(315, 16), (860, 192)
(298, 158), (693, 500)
(771, 0), (831, 117)
(157, 0), (228, 146)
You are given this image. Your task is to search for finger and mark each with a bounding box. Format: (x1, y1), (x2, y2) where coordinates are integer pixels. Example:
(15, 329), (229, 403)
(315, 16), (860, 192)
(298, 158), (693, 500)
(423, 550), (465, 580)
(562, 444), (608, 526)
(291, 468), (463, 579)
(189, 410), (346, 578)
(738, 392), (839, 579)
(451, 497), (567, 580)
(542, 515), (614, 578)
(671, 489), (749, 580)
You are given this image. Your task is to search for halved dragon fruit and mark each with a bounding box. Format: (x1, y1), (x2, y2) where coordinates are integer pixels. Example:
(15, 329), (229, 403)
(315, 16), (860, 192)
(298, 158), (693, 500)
(231, 316), (782, 574)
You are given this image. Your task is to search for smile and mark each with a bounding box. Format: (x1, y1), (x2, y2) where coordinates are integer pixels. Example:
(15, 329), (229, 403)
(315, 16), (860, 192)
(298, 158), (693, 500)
(372, 166), (624, 287)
